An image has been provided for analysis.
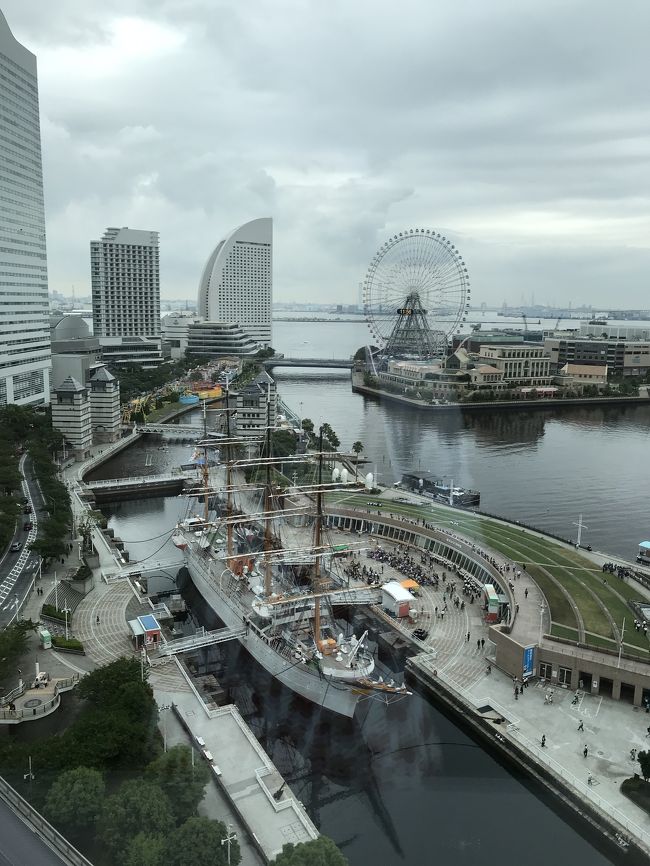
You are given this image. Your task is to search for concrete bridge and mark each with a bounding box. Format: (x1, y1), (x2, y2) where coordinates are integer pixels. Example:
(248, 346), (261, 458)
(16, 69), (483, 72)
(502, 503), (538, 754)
(135, 423), (204, 436)
(84, 471), (198, 502)
(263, 357), (353, 370)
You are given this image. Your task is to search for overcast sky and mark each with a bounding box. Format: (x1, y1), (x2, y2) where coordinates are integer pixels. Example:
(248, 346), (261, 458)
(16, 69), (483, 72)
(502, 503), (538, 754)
(4, 1), (650, 308)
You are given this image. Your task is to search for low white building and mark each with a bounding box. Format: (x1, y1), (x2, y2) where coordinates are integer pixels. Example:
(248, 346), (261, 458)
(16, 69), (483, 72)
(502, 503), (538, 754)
(381, 581), (414, 618)
(559, 363), (608, 384)
(98, 336), (165, 368)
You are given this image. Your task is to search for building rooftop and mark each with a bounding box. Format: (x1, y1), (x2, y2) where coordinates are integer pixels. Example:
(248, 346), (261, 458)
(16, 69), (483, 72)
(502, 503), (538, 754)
(54, 376), (86, 393)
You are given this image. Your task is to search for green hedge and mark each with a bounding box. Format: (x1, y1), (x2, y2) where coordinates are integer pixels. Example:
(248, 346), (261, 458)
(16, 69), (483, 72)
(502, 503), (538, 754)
(621, 777), (650, 814)
(51, 635), (84, 652)
(42, 604), (68, 622)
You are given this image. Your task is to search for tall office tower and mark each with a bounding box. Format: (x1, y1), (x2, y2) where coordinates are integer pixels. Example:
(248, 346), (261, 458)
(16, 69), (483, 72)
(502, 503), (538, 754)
(197, 217), (272, 346)
(0, 11), (51, 405)
(91, 227), (160, 338)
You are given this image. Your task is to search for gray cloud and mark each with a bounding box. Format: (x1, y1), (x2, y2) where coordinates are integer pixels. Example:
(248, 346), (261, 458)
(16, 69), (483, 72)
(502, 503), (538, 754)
(4, 0), (650, 307)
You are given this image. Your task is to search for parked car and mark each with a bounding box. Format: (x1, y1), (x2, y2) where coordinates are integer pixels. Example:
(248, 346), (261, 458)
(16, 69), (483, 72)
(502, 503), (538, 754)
(23, 522), (33, 531)
(10, 542), (21, 552)
(23, 504), (32, 514)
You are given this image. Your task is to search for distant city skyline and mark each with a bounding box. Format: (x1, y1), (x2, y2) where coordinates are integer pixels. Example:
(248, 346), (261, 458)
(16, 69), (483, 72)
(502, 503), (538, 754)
(3, 2), (650, 307)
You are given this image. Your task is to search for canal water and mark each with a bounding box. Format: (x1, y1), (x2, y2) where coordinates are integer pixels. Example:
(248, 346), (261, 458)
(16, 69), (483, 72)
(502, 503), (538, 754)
(83, 316), (650, 864)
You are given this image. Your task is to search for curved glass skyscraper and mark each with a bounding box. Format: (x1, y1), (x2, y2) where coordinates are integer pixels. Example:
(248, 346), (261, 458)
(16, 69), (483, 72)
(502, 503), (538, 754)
(197, 217), (272, 347)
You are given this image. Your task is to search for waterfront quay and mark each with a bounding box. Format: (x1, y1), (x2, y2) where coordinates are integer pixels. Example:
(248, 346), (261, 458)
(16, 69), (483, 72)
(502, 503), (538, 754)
(325, 488), (650, 858)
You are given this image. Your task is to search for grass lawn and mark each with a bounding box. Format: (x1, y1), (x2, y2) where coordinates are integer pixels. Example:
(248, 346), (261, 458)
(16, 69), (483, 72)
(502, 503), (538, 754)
(327, 492), (648, 652)
(551, 624), (580, 641)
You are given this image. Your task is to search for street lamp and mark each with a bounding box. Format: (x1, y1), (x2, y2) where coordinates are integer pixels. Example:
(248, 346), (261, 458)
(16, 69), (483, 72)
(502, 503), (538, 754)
(539, 603), (546, 645)
(158, 704), (171, 752)
(63, 607), (71, 641)
(220, 824), (237, 865)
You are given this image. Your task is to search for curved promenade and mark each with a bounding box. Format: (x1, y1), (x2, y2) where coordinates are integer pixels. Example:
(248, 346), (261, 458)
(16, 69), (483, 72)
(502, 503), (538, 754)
(325, 488), (650, 859)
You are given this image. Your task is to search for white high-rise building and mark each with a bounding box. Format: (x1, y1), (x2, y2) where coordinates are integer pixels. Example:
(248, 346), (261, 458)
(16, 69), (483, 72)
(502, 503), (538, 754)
(197, 217), (272, 346)
(0, 11), (51, 406)
(91, 227), (160, 338)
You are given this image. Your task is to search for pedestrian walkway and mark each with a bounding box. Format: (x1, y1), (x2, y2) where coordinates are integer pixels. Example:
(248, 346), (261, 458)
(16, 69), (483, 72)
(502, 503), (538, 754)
(411, 650), (650, 853)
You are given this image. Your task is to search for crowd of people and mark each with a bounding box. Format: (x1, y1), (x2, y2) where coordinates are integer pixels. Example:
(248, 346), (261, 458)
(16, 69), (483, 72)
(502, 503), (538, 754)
(602, 561), (632, 579)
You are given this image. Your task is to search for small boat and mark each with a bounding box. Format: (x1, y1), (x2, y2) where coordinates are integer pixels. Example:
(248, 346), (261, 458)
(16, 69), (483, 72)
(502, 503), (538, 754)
(399, 471), (480, 507)
(171, 532), (188, 550)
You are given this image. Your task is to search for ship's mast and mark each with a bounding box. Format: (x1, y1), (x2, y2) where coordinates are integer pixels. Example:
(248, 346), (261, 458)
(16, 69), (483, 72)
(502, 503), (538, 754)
(263, 383), (273, 598)
(313, 426), (323, 648)
(225, 383), (233, 557)
(202, 400), (210, 524)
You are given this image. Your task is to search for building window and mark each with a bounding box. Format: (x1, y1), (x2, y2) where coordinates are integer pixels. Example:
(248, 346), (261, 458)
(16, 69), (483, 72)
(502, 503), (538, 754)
(539, 662), (552, 680)
(558, 666), (572, 685)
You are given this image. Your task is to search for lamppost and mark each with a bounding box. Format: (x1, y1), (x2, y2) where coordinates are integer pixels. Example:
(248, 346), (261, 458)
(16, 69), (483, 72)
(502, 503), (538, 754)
(539, 603), (546, 645)
(220, 824), (237, 865)
(158, 704), (171, 752)
(63, 607), (71, 641)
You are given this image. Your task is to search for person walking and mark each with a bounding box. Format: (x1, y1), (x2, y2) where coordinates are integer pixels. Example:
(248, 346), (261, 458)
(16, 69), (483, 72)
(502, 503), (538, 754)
(541, 735), (546, 748)
(578, 720), (584, 732)
(96, 615), (100, 625)
(583, 745), (588, 758)
(631, 748), (637, 761)
(466, 632), (470, 642)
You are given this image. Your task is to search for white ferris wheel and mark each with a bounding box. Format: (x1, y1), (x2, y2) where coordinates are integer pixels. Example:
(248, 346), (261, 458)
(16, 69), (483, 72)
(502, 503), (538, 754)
(362, 229), (471, 355)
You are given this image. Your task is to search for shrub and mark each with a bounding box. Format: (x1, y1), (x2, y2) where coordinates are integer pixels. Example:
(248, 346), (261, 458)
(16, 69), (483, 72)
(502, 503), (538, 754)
(52, 636), (84, 652)
(42, 604), (67, 621)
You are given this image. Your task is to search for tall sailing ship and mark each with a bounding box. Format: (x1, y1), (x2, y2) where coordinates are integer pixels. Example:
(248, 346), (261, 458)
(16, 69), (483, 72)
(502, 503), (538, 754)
(173, 412), (410, 718)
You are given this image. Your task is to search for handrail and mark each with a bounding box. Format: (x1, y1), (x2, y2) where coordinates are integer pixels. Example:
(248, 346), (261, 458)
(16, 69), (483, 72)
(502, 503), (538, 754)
(0, 773), (93, 865)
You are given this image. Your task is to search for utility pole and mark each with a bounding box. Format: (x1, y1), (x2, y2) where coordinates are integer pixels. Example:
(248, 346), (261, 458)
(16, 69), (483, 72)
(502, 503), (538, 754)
(158, 704), (171, 752)
(572, 514), (588, 548)
(618, 618), (626, 668)
(221, 824), (237, 865)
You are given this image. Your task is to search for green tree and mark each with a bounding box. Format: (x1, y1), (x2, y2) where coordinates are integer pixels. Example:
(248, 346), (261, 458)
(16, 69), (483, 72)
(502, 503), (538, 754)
(166, 816), (240, 866)
(98, 780), (173, 860)
(145, 745), (209, 825)
(272, 429), (298, 459)
(351, 441), (364, 479)
(638, 750), (650, 782)
(0, 621), (36, 689)
(125, 832), (166, 866)
(301, 418), (314, 435)
(77, 657), (150, 707)
(320, 424), (340, 451)
(44, 767), (105, 836)
(270, 836), (348, 865)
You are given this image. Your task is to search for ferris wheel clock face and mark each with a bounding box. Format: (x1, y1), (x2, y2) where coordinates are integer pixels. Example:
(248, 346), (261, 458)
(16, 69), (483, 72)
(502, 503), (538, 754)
(362, 229), (470, 351)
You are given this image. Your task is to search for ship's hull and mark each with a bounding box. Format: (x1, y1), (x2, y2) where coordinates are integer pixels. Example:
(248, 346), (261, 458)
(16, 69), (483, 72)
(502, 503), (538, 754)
(185, 552), (365, 718)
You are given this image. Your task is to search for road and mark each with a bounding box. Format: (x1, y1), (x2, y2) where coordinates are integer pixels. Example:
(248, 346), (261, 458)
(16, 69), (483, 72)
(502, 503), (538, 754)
(0, 455), (45, 628)
(0, 798), (69, 866)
